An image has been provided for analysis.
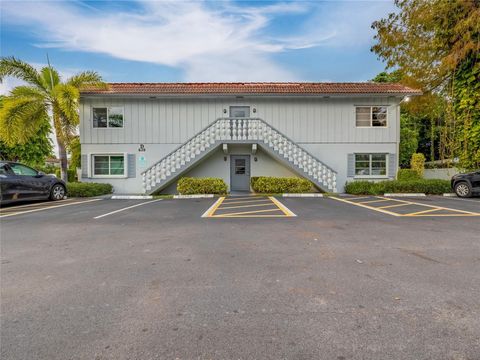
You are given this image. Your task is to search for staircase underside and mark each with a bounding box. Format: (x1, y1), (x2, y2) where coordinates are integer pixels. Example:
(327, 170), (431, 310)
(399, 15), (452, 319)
(148, 140), (332, 194)
(142, 118), (337, 194)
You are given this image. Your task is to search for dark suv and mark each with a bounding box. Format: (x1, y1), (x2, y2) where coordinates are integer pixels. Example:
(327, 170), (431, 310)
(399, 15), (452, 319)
(451, 170), (480, 198)
(0, 161), (67, 205)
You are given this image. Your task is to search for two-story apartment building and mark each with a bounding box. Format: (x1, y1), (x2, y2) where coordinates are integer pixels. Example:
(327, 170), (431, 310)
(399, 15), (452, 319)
(79, 82), (421, 194)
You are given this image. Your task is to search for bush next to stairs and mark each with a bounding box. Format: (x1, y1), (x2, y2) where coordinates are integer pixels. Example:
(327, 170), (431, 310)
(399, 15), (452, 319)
(344, 179), (451, 195)
(251, 177), (313, 194)
(67, 182), (113, 197)
(177, 177), (228, 195)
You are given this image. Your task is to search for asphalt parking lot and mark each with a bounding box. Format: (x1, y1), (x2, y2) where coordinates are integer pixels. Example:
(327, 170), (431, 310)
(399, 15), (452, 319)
(1, 195), (480, 359)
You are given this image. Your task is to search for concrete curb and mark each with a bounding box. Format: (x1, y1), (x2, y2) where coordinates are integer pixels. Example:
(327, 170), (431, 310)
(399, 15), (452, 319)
(383, 193), (426, 197)
(173, 194), (215, 199)
(282, 193), (324, 198)
(443, 193), (457, 197)
(111, 195), (153, 200)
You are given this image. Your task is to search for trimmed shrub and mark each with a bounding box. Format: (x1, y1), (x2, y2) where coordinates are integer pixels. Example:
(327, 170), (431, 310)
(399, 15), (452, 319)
(397, 169), (422, 181)
(251, 176), (313, 193)
(67, 182), (113, 197)
(55, 168), (77, 182)
(177, 177), (227, 195)
(410, 153), (425, 178)
(344, 179), (451, 195)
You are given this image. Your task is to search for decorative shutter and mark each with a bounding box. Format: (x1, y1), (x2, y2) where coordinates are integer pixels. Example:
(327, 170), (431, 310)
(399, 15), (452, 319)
(127, 154), (136, 178)
(347, 154), (355, 177)
(81, 155), (89, 178)
(388, 153), (397, 179)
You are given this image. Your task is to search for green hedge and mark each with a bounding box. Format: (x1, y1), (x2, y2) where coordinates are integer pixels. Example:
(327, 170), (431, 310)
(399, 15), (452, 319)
(55, 168), (77, 182)
(397, 169), (422, 181)
(67, 182), (113, 197)
(251, 176), (313, 193)
(344, 179), (451, 195)
(177, 177), (228, 195)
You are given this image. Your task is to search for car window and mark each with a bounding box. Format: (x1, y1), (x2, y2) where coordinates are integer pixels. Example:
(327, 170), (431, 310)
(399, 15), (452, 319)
(0, 164), (8, 175)
(9, 163), (38, 176)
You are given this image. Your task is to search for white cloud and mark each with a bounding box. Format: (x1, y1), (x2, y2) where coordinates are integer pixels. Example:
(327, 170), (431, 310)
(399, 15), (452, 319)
(302, 1), (397, 48)
(1, 1), (394, 81)
(2, 0), (318, 81)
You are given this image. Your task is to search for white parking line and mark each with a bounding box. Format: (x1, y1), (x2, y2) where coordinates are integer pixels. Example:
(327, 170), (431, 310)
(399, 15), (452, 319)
(93, 199), (163, 219)
(0, 199), (102, 218)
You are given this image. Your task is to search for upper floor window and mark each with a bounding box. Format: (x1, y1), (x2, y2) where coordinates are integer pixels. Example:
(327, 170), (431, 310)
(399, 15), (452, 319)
(230, 106), (250, 118)
(355, 106), (387, 127)
(93, 107), (124, 128)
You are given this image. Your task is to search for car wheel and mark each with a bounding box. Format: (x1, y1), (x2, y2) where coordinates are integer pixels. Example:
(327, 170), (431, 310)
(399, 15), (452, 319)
(454, 182), (472, 198)
(50, 184), (66, 201)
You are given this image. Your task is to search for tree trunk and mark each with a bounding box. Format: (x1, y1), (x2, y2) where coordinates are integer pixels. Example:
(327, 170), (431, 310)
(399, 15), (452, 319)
(52, 110), (68, 183)
(58, 138), (68, 182)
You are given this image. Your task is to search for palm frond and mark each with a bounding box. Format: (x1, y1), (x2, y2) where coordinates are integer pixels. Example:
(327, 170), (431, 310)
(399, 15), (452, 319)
(67, 71), (107, 90)
(9, 86), (46, 102)
(54, 84), (80, 126)
(0, 57), (46, 92)
(0, 96), (48, 145)
(40, 67), (61, 90)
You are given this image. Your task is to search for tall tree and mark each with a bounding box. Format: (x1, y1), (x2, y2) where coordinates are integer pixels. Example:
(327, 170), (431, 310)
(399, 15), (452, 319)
(371, 0), (480, 169)
(0, 57), (105, 181)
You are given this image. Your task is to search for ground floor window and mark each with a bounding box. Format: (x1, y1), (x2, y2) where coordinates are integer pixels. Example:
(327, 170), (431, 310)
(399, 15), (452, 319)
(92, 155), (125, 176)
(355, 153), (387, 176)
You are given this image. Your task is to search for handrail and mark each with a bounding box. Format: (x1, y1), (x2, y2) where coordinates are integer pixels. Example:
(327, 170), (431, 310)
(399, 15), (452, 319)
(142, 117), (337, 175)
(141, 117), (224, 174)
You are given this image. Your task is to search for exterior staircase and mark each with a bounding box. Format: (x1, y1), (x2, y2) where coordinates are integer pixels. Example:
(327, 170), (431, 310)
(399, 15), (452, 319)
(141, 118), (337, 194)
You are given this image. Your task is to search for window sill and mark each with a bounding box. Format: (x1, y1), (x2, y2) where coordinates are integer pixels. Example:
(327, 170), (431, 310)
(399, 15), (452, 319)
(91, 175), (127, 179)
(355, 126), (388, 128)
(354, 176), (389, 179)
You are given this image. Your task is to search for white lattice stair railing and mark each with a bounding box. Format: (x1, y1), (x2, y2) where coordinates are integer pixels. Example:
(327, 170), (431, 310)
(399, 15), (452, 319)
(141, 118), (337, 194)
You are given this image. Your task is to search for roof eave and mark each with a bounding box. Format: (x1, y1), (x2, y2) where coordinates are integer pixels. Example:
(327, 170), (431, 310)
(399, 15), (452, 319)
(80, 91), (422, 98)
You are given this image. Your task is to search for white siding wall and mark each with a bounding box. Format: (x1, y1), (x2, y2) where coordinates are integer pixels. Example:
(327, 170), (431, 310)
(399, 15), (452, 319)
(80, 96), (399, 145)
(80, 95), (401, 193)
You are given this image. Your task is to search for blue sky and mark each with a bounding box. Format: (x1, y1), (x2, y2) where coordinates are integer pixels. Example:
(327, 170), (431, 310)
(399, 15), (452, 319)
(1, 0), (396, 94)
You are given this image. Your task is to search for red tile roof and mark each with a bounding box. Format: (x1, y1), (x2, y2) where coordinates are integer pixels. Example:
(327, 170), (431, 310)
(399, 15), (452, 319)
(81, 82), (421, 96)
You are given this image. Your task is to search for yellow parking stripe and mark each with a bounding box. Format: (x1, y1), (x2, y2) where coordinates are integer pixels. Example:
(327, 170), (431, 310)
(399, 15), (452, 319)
(378, 203), (412, 209)
(358, 199), (392, 204)
(216, 208), (283, 217)
(330, 196), (402, 216)
(222, 196), (265, 201)
(220, 198), (270, 205)
(203, 196), (296, 218)
(201, 197), (225, 218)
(213, 214), (289, 218)
(405, 208), (442, 216)
(216, 202), (277, 210)
(347, 196), (375, 201)
(330, 196), (480, 217)
(269, 196), (297, 217)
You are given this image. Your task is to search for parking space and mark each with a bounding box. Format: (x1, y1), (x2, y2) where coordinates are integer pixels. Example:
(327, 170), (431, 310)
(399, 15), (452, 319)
(1, 195), (480, 359)
(202, 196), (296, 218)
(330, 195), (480, 217)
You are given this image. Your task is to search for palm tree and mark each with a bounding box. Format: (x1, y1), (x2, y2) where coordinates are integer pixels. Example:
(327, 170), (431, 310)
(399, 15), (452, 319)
(0, 57), (105, 182)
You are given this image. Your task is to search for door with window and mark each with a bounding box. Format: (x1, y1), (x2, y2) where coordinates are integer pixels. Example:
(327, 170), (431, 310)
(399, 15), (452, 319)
(230, 155), (250, 191)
